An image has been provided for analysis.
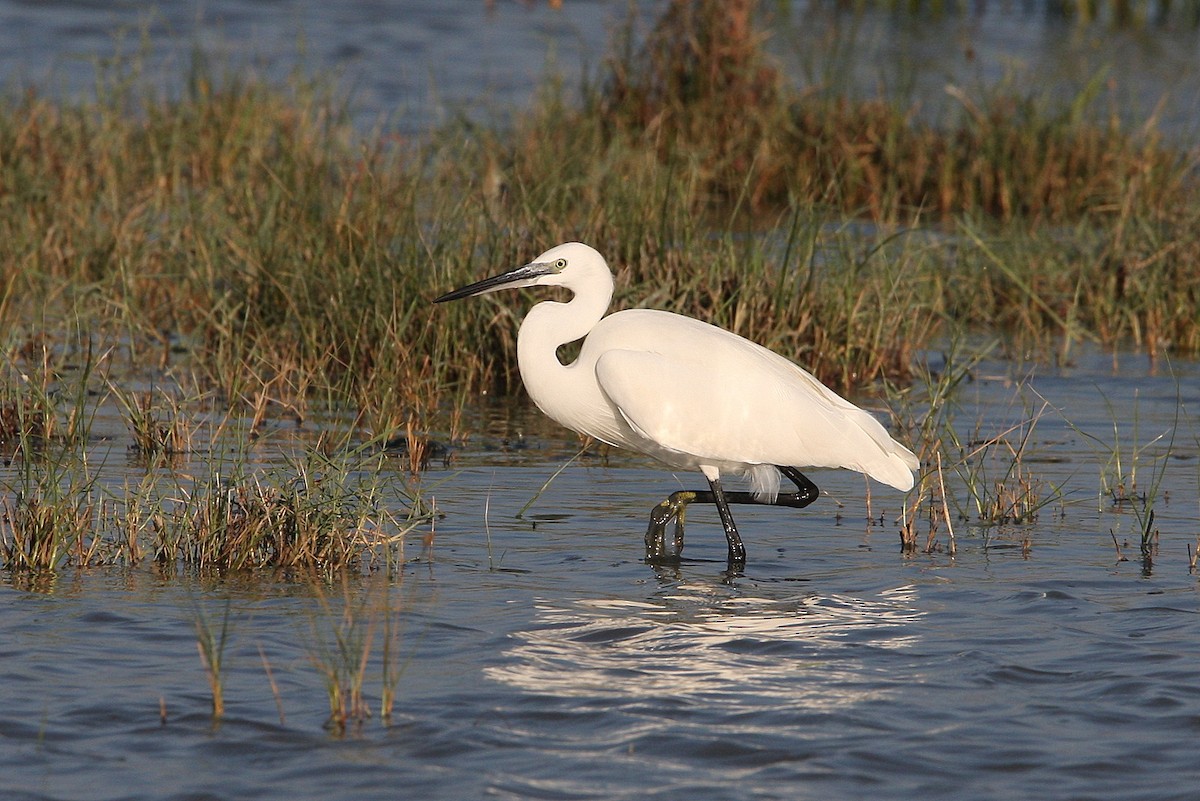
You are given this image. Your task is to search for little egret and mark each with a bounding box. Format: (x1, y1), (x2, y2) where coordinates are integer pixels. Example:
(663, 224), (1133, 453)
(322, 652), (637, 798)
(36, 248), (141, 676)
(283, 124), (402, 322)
(434, 242), (919, 570)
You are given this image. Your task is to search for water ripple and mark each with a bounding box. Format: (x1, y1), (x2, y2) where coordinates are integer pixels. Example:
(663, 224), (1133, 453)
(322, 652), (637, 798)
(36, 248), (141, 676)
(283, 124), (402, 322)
(487, 585), (923, 713)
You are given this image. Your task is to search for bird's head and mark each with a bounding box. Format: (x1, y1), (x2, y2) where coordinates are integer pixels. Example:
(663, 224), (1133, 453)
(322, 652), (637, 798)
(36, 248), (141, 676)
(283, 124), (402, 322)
(433, 242), (608, 303)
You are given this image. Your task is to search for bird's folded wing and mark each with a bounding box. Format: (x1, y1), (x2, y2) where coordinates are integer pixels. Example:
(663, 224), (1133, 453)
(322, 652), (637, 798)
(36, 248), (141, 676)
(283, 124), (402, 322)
(595, 348), (810, 465)
(595, 348), (917, 490)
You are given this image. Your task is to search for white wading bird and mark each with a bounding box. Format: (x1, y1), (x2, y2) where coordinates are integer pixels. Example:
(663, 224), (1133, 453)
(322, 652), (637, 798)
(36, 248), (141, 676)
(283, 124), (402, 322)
(434, 242), (919, 570)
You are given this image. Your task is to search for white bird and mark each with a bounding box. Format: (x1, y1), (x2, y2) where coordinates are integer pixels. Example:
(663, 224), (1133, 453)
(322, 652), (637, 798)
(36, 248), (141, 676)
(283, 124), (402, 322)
(435, 242), (919, 570)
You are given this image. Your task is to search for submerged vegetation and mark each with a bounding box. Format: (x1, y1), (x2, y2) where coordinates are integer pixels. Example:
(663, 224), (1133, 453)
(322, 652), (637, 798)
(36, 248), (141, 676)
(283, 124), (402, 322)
(2, 0), (1200, 577)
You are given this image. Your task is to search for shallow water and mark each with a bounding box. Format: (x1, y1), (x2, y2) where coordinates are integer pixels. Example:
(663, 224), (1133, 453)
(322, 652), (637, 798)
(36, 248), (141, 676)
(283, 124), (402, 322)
(0, 0), (624, 132)
(1, 0), (1198, 136)
(4, 349), (1200, 800)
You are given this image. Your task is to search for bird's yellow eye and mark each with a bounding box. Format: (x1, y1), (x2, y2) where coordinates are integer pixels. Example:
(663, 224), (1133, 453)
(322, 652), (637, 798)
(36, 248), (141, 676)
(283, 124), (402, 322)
(553, 258), (567, 271)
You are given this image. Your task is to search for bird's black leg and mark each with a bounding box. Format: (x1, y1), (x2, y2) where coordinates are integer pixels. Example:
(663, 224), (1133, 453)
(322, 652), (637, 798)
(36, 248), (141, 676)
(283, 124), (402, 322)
(644, 467), (820, 566)
(706, 475), (746, 570)
(778, 466), (820, 509)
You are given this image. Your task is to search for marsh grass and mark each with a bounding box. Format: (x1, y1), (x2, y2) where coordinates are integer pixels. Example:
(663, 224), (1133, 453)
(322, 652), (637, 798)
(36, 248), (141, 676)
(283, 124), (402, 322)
(1061, 379), (1181, 571)
(955, 406), (1058, 526)
(1, 346), (431, 574)
(306, 574), (391, 734)
(4, 3), (1200, 579)
(599, 1), (1196, 220)
(3, 3), (1199, 425)
(894, 342), (1067, 553)
(0, 396), (48, 456)
(0, 341), (111, 570)
(258, 644), (287, 726)
(110, 384), (193, 459)
(896, 347), (1200, 571)
(377, 575), (409, 723)
(192, 599), (233, 719)
(0, 333), (105, 459)
(901, 409), (1059, 555)
(0, 484), (100, 572)
(895, 340), (979, 551)
(173, 572), (412, 733)
(2, 448), (423, 575)
(142, 442), (424, 574)
(1098, 388), (1177, 522)
(831, 0), (1200, 27)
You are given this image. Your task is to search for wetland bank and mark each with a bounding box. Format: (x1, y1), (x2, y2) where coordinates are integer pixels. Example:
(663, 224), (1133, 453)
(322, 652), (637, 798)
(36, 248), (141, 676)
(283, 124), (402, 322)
(3, 2), (1200, 799)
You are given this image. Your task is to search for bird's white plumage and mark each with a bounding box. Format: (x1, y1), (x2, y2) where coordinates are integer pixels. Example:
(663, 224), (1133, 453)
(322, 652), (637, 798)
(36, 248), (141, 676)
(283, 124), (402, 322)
(486, 242), (919, 499)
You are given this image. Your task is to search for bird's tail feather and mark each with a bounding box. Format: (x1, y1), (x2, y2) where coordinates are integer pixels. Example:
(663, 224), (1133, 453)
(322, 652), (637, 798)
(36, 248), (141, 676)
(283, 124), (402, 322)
(866, 449), (919, 492)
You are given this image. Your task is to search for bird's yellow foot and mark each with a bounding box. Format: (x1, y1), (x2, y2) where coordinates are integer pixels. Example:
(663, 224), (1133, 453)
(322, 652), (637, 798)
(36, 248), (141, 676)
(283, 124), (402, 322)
(644, 490), (697, 563)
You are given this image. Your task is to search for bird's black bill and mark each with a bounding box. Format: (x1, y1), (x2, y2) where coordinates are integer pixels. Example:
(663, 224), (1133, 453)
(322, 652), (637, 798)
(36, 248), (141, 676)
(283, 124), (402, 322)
(433, 263), (553, 303)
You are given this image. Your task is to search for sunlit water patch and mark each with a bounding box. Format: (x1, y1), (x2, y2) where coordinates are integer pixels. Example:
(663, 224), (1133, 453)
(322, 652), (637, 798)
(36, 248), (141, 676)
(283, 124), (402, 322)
(488, 586), (922, 711)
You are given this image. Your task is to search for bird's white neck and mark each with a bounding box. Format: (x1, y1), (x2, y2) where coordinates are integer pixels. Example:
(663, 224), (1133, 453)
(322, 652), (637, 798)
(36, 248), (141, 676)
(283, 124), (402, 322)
(516, 277), (612, 425)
